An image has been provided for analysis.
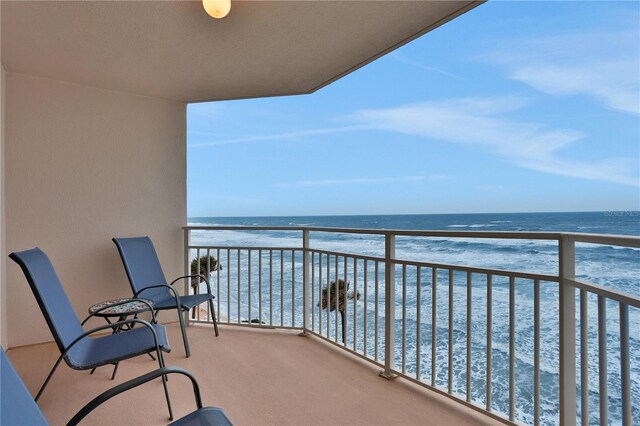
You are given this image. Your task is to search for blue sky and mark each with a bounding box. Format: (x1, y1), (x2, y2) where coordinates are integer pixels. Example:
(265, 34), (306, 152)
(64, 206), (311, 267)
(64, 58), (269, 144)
(187, 1), (640, 217)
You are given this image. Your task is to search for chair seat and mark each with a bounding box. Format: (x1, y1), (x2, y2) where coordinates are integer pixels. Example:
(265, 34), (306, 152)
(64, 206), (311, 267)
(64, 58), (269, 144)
(170, 407), (233, 426)
(66, 324), (170, 369)
(153, 293), (214, 311)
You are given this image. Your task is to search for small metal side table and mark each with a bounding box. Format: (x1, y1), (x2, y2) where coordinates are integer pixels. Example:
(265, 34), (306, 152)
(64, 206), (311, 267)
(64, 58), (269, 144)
(87, 298), (155, 379)
(89, 298), (154, 322)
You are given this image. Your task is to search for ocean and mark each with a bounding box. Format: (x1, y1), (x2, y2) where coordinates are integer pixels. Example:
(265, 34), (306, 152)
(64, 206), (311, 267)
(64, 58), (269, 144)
(188, 211), (640, 425)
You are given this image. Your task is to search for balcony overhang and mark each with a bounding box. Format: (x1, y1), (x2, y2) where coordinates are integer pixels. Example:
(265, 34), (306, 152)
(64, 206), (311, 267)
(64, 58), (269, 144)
(1, 0), (482, 103)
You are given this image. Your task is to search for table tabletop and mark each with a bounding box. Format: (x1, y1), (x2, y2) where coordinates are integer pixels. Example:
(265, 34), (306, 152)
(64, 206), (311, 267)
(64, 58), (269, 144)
(88, 298), (154, 317)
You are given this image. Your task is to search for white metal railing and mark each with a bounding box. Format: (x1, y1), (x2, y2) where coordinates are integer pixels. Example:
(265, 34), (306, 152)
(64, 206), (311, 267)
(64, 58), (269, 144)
(183, 226), (640, 426)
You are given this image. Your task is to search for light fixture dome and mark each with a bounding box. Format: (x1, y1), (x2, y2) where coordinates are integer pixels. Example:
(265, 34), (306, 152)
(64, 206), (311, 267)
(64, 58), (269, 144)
(203, 0), (231, 19)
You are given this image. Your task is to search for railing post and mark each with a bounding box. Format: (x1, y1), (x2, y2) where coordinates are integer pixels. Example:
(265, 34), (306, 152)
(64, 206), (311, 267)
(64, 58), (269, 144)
(380, 233), (396, 379)
(183, 228), (191, 326)
(559, 235), (577, 425)
(300, 229), (311, 336)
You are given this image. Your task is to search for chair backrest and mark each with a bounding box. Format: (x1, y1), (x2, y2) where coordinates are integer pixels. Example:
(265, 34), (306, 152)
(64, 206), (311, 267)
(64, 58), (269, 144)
(9, 248), (84, 353)
(112, 237), (168, 302)
(1, 347), (49, 425)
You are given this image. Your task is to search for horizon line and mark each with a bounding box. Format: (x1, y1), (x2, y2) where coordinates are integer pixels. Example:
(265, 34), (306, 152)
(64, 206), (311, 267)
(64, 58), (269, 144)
(187, 209), (640, 220)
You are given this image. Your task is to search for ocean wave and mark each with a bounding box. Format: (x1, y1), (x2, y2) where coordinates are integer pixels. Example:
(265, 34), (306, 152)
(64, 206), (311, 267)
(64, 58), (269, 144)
(189, 221), (226, 227)
(577, 243), (640, 252)
(447, 224), (497, 228)
(191, 230), (638, 286)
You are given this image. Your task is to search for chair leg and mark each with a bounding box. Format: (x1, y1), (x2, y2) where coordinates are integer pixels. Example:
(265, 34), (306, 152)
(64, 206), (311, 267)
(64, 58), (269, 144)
(208, 298), (219, 336)
(156, 348), (173, 421)
(177, 307), (191, 358)
(110, 362), (120, 380)
(148, 309), (165, 359)
(35, 355), (63, 401)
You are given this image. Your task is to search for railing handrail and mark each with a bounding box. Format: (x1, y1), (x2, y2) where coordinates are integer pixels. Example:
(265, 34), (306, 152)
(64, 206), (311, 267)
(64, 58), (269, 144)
(188, 245), (303, 251)
(565, 232), (640, 247)
(568, 278), (640, 308)
(183, 225), (640, 247)
(187, 244), (562, 283)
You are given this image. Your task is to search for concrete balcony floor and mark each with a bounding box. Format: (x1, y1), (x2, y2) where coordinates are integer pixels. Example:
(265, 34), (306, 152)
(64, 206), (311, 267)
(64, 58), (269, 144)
(8, 323), (499, 425)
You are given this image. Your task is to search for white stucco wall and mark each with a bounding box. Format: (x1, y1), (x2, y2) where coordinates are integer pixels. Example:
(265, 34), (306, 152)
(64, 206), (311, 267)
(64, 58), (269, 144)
(5, 73), (186, 347)
(1, 64), (7, 349)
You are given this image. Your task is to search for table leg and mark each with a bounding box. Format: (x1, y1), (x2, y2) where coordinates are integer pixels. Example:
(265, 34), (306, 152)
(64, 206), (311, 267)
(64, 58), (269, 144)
(131, 313), (155, 361)
(89, 317), (115, 376)
(87, 301), (155, 379)
(107, 316), (129, 379)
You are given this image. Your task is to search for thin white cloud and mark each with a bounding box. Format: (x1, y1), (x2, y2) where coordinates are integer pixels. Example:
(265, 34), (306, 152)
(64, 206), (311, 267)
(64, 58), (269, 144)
(188, 125), (372, 147)
(388, 52), (466, 81)
(515, 156), (639, 187)
(487, 29), (640, 115)
(510, 60), (638, 115)
(275, 175), (432, 188)
(351, 97), (639, 187)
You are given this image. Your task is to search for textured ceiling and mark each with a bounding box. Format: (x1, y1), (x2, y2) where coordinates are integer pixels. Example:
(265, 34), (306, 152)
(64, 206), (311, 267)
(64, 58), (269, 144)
(1, 1), (482, 102)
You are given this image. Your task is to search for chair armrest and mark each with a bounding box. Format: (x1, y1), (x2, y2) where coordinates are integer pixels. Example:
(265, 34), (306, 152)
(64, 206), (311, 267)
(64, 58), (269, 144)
(80, 299), (156, 326)
(170, 274), (213, 296)
(62, 319), (163, 360)
(135, 284), (182, 309)
(66, 367), (203, 426)
(135, 284), (179, 298)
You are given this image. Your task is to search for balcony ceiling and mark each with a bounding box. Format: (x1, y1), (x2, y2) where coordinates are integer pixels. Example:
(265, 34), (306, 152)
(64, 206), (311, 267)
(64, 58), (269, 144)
(1, 0), (481, 102)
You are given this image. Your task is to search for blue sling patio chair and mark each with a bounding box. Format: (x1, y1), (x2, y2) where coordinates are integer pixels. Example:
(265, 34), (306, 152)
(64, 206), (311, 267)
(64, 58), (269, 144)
(113, 236), (219, 358)
(1, 347), (47, 426)
(9, 248), (175, 420)
(1, 348), (233, 426)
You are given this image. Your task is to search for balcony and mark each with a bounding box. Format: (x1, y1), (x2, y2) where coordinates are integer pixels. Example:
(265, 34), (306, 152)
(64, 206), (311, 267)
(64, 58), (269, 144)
(3, 225), (638, 425)
(181, 226), (639, 425)
(1, 2), (638, 426)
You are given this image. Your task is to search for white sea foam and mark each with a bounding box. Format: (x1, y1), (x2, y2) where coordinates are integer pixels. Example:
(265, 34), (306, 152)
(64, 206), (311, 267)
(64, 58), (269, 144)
(447, 224), (497, 228)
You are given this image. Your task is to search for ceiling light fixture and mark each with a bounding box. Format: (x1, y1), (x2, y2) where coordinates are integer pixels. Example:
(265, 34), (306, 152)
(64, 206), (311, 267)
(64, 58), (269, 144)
(203, 0), (231, 19)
